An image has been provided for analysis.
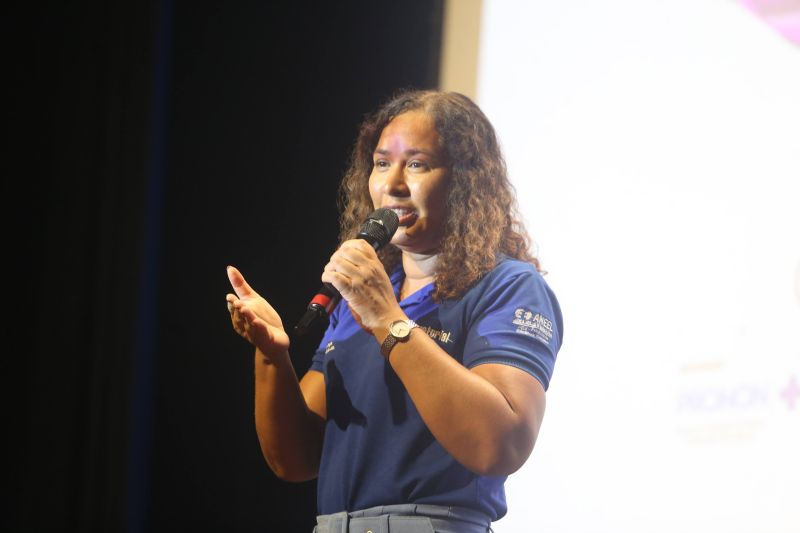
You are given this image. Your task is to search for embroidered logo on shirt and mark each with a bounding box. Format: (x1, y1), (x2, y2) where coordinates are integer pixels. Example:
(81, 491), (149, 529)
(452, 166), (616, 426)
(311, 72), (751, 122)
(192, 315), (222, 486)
(513, 308), (553, 345)
(419, 325), (454, 344)
(325, 341), (336, 354)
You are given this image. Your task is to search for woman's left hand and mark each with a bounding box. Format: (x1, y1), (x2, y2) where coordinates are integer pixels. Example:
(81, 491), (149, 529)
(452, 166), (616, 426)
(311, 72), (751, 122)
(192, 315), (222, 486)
(321, 239), (404, 333)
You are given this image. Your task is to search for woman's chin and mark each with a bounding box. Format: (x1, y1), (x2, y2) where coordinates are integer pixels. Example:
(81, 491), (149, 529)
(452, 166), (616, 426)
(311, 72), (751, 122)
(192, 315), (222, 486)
(390, 223), (444, 256)
(392, 239), (441, 257)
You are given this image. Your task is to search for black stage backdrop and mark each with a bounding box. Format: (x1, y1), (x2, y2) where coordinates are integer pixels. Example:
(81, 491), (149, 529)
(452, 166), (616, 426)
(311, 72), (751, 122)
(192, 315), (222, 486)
(9, 1), (443, 531)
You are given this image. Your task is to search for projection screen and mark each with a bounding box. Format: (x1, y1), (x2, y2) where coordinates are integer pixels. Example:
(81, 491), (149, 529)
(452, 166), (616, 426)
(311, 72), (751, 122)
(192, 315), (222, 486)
(442, 1), (800, 531)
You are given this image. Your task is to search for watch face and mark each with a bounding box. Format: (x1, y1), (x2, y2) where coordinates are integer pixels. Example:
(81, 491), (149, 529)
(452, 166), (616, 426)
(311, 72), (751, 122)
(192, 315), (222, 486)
(390, 321), (411, 337)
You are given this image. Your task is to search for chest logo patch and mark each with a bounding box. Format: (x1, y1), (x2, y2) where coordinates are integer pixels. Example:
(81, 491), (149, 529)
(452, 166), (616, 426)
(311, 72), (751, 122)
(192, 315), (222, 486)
(513, 308), (553, 345)
(419, 325), (454, 344)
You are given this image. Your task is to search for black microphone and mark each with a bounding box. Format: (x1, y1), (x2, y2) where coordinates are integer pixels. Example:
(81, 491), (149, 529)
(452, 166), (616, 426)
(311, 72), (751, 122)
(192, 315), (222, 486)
(293, 208), (400, 336)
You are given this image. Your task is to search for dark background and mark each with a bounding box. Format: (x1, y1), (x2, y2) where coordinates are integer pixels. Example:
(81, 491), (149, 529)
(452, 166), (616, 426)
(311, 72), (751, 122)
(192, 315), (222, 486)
(9, 1), (444, 531)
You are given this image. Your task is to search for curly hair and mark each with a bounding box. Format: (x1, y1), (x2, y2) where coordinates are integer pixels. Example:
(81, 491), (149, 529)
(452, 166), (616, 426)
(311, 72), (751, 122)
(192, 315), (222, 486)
(338, 89), (540, 301)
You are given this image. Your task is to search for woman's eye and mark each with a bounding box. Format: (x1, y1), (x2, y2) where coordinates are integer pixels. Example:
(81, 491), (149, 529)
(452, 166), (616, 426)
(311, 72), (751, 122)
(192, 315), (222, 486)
(374, 160), (389, 168)
(408, 161), (428, 170)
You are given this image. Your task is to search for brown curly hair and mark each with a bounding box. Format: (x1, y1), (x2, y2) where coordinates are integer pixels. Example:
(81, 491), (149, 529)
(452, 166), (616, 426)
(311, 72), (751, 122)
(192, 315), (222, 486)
(338, 89), (540, 301)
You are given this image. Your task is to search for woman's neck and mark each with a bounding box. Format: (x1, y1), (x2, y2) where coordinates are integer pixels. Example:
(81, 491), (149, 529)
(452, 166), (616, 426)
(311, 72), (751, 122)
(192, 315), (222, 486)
(400, 251), (438, 300)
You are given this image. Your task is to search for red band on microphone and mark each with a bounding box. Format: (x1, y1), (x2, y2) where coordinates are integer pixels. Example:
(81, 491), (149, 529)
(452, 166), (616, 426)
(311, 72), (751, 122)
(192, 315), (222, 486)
(311, 294), (332, 309)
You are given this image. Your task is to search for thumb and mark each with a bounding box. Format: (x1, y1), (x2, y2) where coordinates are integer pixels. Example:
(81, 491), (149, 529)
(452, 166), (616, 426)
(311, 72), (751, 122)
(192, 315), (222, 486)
(227, 265), (258, 298)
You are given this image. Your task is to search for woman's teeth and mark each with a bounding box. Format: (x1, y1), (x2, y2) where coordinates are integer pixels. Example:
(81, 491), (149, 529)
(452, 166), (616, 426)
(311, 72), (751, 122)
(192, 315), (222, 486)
(389, 208), (417, 225)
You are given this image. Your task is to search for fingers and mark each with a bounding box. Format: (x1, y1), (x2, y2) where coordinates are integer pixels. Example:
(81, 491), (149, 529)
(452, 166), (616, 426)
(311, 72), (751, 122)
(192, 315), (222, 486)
(322, 256), (362, 295)
(320, 269), (352, 296)
(226, 295), (245, 333)
(225, 294), (239, 322)
(339, 239), (378, 258)
(227, 265), (257, 298)
(321, 240), (392, 303)
(328, 240), (376, 267)
(224, 268), (291, 355)
(226, 295), (260, 339)
(324, 254), (361, 278)
(324, 240), (380, 278)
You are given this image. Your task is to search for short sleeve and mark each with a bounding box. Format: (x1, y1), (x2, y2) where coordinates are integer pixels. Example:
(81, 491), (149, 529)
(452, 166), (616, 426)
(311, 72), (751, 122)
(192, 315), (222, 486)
(310, 304), (342, 373)
(462, 264), (563, 390)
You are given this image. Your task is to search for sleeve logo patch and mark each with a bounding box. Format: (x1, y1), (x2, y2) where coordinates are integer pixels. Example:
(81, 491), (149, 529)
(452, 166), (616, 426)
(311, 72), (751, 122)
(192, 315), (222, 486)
(325, 341), (336, 354)
(513, 308), (554, 345)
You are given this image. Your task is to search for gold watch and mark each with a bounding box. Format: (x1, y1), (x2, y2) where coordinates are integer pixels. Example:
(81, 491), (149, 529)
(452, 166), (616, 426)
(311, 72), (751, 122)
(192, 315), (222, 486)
(380, 319), (418, 358)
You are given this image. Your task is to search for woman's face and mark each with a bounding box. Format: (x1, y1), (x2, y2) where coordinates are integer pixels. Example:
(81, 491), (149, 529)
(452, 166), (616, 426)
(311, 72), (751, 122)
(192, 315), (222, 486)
(369, 110), (451, 255)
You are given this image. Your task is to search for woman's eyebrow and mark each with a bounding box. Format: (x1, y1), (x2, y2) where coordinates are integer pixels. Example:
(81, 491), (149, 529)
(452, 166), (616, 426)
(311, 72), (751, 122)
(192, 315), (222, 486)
(373, 148), (432, 156)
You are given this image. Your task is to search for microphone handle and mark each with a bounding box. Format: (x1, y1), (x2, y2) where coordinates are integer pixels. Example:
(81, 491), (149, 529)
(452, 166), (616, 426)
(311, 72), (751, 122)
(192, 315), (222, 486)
(293, 282), (341, 336)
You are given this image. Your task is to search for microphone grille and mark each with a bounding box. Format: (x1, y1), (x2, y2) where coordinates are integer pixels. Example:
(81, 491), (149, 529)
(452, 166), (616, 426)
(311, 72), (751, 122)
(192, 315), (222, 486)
(357, 208), (399, 248)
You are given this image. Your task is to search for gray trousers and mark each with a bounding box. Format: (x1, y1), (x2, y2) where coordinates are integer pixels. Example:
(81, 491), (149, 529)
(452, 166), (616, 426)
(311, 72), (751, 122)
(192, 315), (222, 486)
(313, 504), (492, 533)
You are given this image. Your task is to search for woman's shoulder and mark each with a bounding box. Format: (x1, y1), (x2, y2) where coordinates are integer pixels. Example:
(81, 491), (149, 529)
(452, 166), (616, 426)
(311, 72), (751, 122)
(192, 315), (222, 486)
(447, 255), (546, 305)
(484, 255), (542, 283)
(475, 255), (559, 307)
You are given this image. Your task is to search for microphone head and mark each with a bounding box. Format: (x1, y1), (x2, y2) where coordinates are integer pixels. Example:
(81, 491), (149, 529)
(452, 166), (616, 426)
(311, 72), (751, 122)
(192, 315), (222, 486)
(357, 208), (399, 249)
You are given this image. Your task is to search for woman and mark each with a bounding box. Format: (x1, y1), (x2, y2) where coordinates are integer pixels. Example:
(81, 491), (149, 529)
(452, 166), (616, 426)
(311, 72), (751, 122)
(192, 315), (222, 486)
(226, 90), (563, 532)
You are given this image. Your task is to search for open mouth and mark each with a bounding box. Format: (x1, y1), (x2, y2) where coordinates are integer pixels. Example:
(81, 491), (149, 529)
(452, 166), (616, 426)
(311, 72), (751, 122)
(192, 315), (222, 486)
(387, 207), (418, 226)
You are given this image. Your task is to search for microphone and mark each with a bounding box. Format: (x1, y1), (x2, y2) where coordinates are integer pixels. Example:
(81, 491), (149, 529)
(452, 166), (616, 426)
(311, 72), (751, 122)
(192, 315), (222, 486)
(293, 207), (399, 336)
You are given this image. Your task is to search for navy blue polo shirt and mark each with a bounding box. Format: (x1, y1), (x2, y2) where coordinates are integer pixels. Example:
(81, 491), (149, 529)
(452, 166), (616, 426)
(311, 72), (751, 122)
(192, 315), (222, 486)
(309, 257), (563, 520)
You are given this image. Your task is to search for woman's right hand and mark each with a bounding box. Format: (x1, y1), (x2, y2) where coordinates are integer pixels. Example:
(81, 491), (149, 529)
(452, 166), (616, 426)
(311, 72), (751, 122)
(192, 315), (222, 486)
(226, 265), (290, 360)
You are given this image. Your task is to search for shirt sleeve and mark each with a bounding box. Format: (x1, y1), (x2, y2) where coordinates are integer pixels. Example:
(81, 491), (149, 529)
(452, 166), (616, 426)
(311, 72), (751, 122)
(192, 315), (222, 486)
(462, 264), (563, 390)
(310, 304), (341, 373)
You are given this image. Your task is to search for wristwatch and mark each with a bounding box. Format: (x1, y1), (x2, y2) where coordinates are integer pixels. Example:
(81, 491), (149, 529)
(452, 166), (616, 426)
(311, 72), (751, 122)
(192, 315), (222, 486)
(380, 319), (418, 358)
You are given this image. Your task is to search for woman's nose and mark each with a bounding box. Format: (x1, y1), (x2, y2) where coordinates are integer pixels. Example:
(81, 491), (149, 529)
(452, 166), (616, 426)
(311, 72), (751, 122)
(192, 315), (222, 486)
(382, 164), (409, 196)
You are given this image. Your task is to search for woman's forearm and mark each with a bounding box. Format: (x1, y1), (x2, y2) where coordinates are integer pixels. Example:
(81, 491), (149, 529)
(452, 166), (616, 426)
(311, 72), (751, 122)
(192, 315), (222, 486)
(254, 348), (325, 482)
(377, 325), (544, 477)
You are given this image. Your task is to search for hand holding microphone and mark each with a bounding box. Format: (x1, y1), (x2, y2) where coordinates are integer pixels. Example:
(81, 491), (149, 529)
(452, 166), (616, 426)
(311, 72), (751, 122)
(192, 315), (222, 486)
(294, 208), (399, 336)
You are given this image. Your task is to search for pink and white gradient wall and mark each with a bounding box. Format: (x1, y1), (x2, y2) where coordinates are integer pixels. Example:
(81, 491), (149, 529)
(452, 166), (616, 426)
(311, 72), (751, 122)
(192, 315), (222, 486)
(474, 1), (800, 531)
(741, 0), (800, 45)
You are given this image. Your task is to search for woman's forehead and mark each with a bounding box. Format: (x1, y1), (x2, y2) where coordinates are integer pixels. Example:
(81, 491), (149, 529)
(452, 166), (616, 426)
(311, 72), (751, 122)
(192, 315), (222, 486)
(376, 111), (440, 151)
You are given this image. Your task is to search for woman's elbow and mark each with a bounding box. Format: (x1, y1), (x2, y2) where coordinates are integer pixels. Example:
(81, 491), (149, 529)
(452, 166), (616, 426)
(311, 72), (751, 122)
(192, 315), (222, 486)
(469, 426), (538, 476)
(267, 462), (319, 483)
(262, 452), (319, 482)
